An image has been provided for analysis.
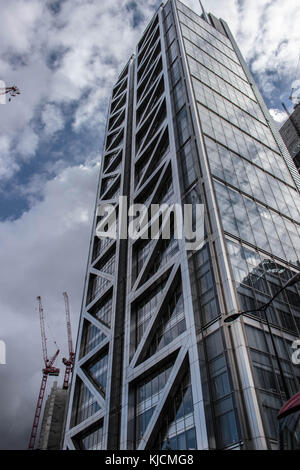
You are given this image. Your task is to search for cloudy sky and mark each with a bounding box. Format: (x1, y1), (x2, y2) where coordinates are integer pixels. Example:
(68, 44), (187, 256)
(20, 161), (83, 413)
(0, 0), (299, 450)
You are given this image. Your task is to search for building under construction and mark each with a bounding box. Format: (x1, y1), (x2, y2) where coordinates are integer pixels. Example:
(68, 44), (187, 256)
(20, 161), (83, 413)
(28, 293), (74, 450)
(38, 382), (69, 450)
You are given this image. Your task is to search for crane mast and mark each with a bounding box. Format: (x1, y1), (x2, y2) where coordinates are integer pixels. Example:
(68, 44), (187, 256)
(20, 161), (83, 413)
(28, 297), (59, 450)
(62, 292), (75, 390)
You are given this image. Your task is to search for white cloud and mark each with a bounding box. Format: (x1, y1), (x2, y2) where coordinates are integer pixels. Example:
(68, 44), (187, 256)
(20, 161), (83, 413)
(0, 0), (43, 54)
(41, 103), (64, 135)
(0, 135), (10, 154)
(0, 0), (161, 182)
(269, 108), (288, 125)
(0, 136), (19, 180)
(16, 126), (39, 159)
(0, 160), (99, 448)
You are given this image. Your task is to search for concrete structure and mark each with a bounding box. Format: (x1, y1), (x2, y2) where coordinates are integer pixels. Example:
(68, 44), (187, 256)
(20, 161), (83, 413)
(38, 382), (69, 450)
(63, 0), (300, 450)
(280, 103), (300, 172)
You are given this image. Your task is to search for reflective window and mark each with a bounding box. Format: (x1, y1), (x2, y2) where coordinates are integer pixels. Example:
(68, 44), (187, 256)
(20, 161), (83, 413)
(173, 79), (185, 112)
(204, 329), (240, 448)
(145, 236), (179, 281)
(153, 370), (197, 450)
(145, 281), (185, 358)
(76, 421), (104, 450)
(199, 105), (294, 185)
(95, 252), (115, 275)
(245, 324), (299, 440)
(132, 238), (153, 283)
(177, 107), (190, 146)
(88, 274), (110, 304)
(177, 10), (237, 62)
(205, 137), (300, 223)
(86, 353), (108, 395)
(187, 49), (254, 100)
(71, 379), (100, 427)
(176, 0), (233, 49)
(179, 140), (199, 189)
(135, 364), (173, 448)
(192, 244), (220, 325)
(92, 236), (113, 262)
(180, 23), (244, 79)
(170, 58), (181, 86)
(134, 277), (168, 346)
(89, 294), (112, 327)
(191, 70), (265, 123)
(80, 321), (106, 358)
(194, 81), (277, 150)
(135, 128), (169, 186)
(214, 180), (300, 265)
(166, 24), (176, 47)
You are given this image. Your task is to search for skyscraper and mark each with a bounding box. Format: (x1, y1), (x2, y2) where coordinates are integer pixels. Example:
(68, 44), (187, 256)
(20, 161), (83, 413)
(63, 0), (300, 450)
(280, 103), (300, 172)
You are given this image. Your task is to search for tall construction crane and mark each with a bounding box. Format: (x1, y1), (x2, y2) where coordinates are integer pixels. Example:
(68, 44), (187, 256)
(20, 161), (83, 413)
(62, 292), (75, 390)
(28, 296), (60, 450)
(0, 85), (20, 101)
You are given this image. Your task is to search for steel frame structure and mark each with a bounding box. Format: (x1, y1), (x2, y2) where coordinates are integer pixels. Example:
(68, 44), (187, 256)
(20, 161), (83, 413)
(63, 0), (300, 451)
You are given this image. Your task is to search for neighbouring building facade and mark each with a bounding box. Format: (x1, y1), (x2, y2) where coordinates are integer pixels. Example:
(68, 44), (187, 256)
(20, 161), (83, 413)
(63, 0), (300, 450)
(280, 103), (300, 172)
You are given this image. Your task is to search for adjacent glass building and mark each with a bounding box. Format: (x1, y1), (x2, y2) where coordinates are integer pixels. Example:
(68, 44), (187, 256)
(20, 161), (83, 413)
(280, 103), (300, 172)
(63, 0), (300, 450)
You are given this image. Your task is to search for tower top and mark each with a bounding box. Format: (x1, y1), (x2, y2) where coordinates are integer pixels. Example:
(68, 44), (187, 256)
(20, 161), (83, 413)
(178, 0), (209, 22)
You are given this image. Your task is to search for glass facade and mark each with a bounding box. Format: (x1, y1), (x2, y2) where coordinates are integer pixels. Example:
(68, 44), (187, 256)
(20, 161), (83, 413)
(203, 329), (240, 448)
(86, 353), (108, 395)
(280, 103), (300, 172)
(176, 0), (300, 448)
(133, 276), (168, 349)
(134, 364), (173, 448)
(74, 421), (104, 450)
(80, 320), (106, 358)
(154, 371), (196, 450)
(71, 378), (101, 427)
(89, 293), (113, 327)
(145, 281), (185, 359)
(64, 0), (300, 451)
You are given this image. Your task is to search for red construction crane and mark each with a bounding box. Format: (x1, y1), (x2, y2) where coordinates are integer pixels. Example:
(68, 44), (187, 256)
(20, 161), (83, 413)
(28, 296), (60, 450)
(0, 85), (20, 101)
(62, 292), (75, 390)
